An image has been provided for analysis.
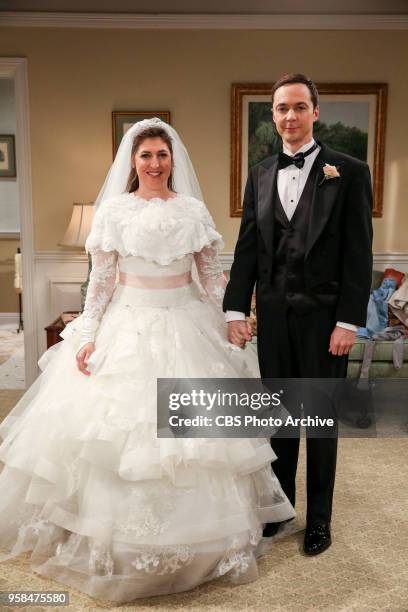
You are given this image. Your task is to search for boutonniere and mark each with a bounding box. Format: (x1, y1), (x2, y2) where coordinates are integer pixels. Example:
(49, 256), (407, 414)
(318, 163), (341, 186)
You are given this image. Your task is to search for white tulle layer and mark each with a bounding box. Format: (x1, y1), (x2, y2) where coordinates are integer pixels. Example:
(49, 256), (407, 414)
(0, 283), (295, 602)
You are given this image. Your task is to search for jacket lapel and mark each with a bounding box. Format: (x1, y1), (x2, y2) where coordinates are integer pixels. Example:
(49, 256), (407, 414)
(305, 143), (343, 258)
(258, 156), (278, 255)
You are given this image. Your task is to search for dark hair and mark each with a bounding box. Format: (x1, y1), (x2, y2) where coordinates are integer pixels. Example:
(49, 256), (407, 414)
(126, 126), (174, 193)
(271, 73), (319, 109)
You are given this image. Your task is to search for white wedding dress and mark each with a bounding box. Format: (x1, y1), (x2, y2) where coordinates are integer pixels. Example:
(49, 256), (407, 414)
(0, 193), (294, 602)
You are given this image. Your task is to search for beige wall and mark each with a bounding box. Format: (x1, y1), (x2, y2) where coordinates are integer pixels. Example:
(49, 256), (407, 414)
(0, 28), (407, 254)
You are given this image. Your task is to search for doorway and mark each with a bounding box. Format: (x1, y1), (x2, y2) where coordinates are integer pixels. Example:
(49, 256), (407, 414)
(0, 58), (36, 395)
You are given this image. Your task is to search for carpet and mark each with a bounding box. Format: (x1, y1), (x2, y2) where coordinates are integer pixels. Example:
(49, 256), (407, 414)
(0, 331), (25, 389)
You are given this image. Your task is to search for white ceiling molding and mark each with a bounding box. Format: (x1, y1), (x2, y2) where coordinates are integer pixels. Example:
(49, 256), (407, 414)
(1, 12), (408, 29)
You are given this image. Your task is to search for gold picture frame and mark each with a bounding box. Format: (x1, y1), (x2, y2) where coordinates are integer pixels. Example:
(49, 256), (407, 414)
(0, 134), (16, 178)
(112, 111), (171, 157)
(230, 83), (387, 217)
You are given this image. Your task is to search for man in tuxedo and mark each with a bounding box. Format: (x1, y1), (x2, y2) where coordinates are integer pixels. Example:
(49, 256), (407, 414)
(223, 73), (373, 555)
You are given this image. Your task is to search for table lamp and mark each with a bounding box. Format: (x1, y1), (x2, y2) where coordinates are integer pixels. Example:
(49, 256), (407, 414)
(60, 202), (94, 310)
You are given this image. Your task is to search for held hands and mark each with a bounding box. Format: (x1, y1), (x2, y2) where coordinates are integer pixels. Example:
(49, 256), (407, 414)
(227, 320), (254, 349)
(76, 342), (95, 376)
(329, 326), (356, 356)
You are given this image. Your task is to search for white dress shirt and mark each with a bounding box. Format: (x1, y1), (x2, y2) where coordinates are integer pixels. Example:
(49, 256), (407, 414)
(226, 138), (357, 332)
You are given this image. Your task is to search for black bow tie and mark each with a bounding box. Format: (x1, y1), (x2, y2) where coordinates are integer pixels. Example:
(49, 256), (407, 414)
(278, 142), (318, 170)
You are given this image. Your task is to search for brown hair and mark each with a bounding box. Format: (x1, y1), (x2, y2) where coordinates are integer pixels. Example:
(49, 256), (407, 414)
(126, 126), (174, 193)
(271, 73), (319, 109)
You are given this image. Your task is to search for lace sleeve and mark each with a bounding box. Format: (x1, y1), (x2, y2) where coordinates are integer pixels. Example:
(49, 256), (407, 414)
(194, 245), (227, 309)
(79, 249), (118, 349)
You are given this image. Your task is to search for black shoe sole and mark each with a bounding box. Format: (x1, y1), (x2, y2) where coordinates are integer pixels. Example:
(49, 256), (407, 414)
(263, 517), (295, 538)
(262, 523), (281, 538)
(303, 539), (332, 556)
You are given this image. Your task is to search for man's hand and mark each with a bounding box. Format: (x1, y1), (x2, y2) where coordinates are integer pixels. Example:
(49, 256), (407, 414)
(76, 342), (95, 376)
(228, 320), (253, 348)
(329, 326), (356, 356)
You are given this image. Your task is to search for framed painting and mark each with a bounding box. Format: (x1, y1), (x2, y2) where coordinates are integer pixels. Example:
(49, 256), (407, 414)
(0, 135), (16, 178)
(112, 111), (171, 157)
(230, 83), (387, 217)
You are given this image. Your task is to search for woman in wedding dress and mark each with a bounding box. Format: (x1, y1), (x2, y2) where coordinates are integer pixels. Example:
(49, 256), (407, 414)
(0, 118), (294, 603)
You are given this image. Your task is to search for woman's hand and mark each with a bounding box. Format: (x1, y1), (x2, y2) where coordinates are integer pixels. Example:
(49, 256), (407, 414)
(227, 320), (253, 348)
(76, 342), (95, 376)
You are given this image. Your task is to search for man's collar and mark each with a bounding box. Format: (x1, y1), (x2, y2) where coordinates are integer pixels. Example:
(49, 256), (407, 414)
(283, 138), (316, 156)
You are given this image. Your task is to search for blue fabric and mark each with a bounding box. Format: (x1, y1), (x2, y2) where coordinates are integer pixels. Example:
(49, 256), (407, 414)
(357, 277), (397, 338)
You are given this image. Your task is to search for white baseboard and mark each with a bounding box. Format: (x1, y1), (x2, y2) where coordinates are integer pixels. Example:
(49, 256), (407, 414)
(0, 313), (19, 330)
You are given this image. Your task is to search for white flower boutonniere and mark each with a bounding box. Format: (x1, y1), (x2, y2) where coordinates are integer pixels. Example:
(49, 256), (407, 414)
(323, 163), (340, 178)
(319, 163), (341, 186)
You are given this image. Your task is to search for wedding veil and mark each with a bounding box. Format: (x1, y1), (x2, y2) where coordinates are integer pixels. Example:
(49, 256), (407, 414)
(94, 117), (203, 209)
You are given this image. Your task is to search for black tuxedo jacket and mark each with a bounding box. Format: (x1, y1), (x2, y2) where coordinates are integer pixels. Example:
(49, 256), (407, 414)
(223, 142), (373, 327)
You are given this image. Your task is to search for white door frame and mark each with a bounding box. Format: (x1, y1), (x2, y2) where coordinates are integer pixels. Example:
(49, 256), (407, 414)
(0, 57), (37, 386)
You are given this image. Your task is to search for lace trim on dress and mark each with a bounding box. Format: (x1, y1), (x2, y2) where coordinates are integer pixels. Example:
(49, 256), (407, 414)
(215, 526), (262, 579)
(194, 245), (227, 309)
(79, 250), (118, 348)
(130, 544), (194, 575)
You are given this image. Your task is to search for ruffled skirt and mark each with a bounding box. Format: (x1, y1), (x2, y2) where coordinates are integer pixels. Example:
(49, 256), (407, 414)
(0, 283), (294, 602)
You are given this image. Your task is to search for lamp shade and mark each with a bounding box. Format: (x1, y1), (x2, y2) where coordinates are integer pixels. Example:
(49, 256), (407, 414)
(60, 202), (94, 248)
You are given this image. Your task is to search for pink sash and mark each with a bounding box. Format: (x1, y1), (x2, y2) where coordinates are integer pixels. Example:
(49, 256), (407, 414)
(119, 270), (192, 289)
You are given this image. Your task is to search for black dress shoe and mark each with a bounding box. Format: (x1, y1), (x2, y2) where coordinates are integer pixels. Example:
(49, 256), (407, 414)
(263, 518), (294, 538)
(303, 523), (331, 555)
(262, 522), (282, 538)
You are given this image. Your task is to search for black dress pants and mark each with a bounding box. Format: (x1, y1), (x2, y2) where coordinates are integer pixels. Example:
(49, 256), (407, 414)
(257, 301), (348, 526)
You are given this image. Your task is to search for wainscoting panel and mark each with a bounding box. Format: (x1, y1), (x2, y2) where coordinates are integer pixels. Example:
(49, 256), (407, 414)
(35, 252), (88, 356)
(49, 277), (83, 321)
